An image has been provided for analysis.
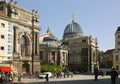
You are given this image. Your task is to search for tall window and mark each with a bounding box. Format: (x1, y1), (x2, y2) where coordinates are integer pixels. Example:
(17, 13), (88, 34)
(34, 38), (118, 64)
(62, 52), (65, 63)
(8, 34), (12, 43)
(116, 55), (119, 61)
(116, 65), (119, 70)
(40, 51), (43, 60)
(51, 52), (55, 64)
(8, 22), (12, 32)
(21, 35), (27, 56)
(8, 45), (12, 55)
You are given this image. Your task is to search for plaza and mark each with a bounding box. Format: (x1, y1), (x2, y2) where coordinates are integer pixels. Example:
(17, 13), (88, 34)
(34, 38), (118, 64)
(12, 74), (120, 84)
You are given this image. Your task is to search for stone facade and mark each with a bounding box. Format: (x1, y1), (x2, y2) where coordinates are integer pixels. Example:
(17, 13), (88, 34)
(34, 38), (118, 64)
(62, 19), (98, 72)
(113, 26), (120, 72)
(39, 28), (69, 66)
(0, 0), (41, 74)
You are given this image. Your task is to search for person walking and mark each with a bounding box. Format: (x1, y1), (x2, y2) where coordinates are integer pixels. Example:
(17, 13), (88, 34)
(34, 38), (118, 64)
(110, 68), (118, 84)
(45, 74), (49, 83)
(94, 65), (99, 81)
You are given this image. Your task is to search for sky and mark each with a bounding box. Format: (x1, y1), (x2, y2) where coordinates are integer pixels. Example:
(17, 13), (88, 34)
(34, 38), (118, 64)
(14, 0), (120, 51)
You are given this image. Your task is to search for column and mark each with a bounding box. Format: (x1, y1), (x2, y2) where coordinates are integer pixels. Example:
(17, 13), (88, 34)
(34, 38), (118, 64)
(13, 26), (19, 53)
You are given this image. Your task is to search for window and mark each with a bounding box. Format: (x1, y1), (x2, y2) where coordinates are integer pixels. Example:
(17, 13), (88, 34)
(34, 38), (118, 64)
(81, 48), (88, 56)
(116, 65), (119, 70)
(82, 40), (86, 42)
(116, 55), (119, 61)
(21, 35), (28, 56)
(118, 35), (120, 38)
(8, 45), (12, 55)
(1, 46), (4, 50)
(118, 41), (120, 45)
(8, 23), (12, 32)
(40, 51), (43, 60)
(8, 34), (12, 43)
(1, 35), (4, 39)
(1, 23), (5, 28)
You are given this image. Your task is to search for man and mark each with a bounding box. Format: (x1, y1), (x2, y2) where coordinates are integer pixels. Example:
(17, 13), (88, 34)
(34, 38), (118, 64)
(94, 65), (99, 81)
(45, 74), (49, 83)
(110, 68), (118, 84)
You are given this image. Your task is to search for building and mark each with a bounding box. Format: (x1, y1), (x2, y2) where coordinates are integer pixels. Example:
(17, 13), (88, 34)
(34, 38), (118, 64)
(100, 49), (114, 68)
(0, 0), (41, 74)
(0, 19), (13, 66)
(113, 26), (120, 72)
(39, 27), (68, 66)
(62, 16), (98, 72)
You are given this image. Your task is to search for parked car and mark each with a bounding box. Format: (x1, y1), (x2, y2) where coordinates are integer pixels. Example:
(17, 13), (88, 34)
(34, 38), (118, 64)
(39, 72), (52, 79)
(73, 71), (80, 74)
(99, 68), (111, 75)
(64, 71), (73, 77)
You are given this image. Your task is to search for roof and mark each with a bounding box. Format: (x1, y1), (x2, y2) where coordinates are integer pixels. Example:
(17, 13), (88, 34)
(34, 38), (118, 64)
(103, 49), (114, 55)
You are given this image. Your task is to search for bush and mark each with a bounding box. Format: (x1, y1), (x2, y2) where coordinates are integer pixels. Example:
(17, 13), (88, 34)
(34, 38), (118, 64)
(41, 65), (65, 74)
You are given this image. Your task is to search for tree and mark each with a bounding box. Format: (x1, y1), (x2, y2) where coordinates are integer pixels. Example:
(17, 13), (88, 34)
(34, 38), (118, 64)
(97, 50), (104, 68)
(40, 64), (65, 74)
(106, 56), (113, 68)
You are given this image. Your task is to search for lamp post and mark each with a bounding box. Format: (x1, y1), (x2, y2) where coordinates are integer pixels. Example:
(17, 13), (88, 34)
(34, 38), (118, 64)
(95, 38), (98, 65)
(88, 36), (92, 72)
(31, 9), (39, 74)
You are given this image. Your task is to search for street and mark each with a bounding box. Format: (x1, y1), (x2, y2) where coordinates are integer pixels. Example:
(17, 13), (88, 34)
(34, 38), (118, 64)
(12, 74), (120, 84)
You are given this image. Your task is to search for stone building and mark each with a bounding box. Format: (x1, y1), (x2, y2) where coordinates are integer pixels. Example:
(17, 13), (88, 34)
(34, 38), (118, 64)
(0, 0), (41, 74)
(39, 27), (68, 66)
(62, 17), (98, 72)
(113, 26), (120, 72)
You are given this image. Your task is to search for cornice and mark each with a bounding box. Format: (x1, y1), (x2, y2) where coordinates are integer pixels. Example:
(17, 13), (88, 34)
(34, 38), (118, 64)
(0, 16), (41, 31)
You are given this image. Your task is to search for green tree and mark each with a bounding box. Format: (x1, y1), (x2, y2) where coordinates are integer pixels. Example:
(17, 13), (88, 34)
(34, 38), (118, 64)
(40, 64), (65, 74)
(97, 50), (104, 68)
(106, 56), (113, 68)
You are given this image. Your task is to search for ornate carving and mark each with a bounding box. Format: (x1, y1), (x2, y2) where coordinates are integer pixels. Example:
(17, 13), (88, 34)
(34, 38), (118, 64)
(7, 1), (18, 17)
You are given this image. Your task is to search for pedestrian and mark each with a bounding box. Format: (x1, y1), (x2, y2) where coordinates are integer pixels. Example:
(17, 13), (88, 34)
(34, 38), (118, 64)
(45, 74), (49, 83)
(94, 65), (99, 81)
(110, 68), (118, 84)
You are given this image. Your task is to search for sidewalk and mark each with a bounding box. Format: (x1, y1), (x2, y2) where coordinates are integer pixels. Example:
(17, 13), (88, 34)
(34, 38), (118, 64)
(12, 74), (112, 83)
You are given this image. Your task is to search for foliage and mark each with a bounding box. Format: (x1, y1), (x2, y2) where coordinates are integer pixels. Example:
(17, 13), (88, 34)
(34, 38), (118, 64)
(98, 50), (104, 61)
(106, 56), (113, 68)
(40, 64), (65, 74)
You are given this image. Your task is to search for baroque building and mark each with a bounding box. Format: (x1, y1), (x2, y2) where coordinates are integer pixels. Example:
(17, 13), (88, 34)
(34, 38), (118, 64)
(39, 27), (68, 66)
(0, 0), (41, 74)
(62, 16), (98, 72)
(113, 26), (120, 72)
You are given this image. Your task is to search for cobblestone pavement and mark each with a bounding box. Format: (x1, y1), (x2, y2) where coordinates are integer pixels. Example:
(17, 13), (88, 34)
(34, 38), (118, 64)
(10, 74), (120, 84)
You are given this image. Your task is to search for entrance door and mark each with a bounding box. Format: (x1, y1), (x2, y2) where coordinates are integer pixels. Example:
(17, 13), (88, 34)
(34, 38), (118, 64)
(22, 61), (30, 73)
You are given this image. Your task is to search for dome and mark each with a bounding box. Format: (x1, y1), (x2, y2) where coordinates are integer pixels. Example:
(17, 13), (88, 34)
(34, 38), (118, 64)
(63, 20), (83, 39)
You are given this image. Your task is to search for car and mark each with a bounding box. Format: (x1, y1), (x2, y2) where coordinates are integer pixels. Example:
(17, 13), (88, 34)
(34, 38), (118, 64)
(73, 71), (80, 74)
(64, 71), (73, 77)
(39, 72), (52, 78)
(99, 68), (111, 75)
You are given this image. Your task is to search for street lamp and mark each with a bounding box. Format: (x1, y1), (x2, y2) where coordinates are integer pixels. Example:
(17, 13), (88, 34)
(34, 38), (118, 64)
(88, 36), (92, 72)
(95, 38), (98, 65)
(31, 9), (39, 74)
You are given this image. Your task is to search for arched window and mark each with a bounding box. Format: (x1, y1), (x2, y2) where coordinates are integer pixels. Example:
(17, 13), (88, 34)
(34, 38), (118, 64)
(21, 35), (27, 56)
